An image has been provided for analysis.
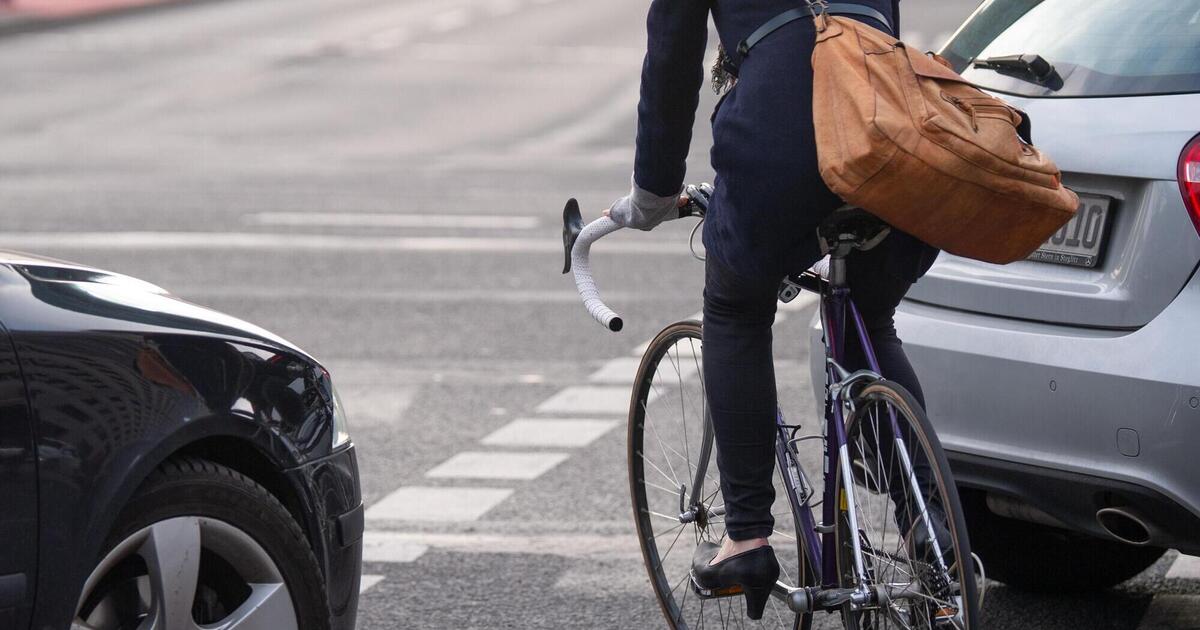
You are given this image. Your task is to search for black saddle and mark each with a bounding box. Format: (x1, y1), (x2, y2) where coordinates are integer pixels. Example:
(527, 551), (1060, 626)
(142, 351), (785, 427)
(818, 206), (891, 255)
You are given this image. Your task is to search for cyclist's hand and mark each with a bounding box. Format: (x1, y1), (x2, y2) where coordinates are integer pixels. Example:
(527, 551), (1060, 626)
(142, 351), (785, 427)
(603, 178), (690, 231)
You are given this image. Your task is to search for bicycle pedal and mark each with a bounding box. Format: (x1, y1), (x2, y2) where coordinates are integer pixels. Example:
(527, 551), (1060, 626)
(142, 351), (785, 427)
(689, 574), (744, 599)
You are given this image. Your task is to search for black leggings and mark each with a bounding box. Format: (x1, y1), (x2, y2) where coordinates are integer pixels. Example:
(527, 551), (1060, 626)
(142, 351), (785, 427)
(702, 232), (935, 541)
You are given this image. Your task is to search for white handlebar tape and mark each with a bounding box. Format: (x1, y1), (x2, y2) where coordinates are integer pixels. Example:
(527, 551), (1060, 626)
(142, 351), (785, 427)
(571, 217), (624, 332)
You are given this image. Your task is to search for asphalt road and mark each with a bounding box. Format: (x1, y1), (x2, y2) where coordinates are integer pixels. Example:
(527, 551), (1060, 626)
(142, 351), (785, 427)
(1, 0), (1198, 628)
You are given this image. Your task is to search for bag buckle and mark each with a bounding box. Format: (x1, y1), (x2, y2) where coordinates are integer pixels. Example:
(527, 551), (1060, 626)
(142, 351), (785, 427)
(806, 0), (831, 31)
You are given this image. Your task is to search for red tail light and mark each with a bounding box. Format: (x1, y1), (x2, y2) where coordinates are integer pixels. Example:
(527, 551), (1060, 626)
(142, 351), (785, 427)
(1180, 133), (1200, 238)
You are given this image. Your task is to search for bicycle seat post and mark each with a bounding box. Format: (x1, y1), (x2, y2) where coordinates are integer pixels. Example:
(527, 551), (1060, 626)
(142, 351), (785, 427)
(826, 244), (854, 289)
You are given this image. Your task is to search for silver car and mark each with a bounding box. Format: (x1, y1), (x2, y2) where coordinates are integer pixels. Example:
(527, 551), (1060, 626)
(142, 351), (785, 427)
(810, 0), (1200, 591)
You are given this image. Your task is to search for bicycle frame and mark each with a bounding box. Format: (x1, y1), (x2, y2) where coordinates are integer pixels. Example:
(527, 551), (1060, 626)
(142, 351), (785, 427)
(676, 255), (952, 619)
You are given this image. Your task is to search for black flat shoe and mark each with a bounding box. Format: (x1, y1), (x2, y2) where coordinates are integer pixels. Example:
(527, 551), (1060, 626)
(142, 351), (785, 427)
(689, 541), (780, 620)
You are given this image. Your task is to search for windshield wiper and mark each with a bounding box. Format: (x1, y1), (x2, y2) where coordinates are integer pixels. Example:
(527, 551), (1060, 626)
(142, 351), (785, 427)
(973, 54), (1062, 89)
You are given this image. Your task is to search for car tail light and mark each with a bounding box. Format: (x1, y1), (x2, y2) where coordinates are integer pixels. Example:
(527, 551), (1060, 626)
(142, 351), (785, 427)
(1180, 133), (1200, 238)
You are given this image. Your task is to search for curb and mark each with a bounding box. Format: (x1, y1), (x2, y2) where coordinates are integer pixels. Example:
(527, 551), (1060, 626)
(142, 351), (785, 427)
(0, 0), (209, 37)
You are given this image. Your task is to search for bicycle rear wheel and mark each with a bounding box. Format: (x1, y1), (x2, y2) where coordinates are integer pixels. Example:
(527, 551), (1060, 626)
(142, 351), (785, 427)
(629, 320), (808, 629)
(835, 380), (980, 629)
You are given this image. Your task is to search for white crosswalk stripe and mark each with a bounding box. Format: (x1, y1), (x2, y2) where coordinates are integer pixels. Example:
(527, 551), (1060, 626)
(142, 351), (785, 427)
(535, 385), (647, 415)
(480, 418), (619, 448)
(359, 574), (387, 594)
(365, 486), (514, 522)
(425, 451), (570, 480)
(1166, 554), (1200, 580)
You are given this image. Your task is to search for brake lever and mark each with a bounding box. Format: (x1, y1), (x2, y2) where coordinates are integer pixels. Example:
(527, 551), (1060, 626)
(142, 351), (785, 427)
(561, 198), (583, 274)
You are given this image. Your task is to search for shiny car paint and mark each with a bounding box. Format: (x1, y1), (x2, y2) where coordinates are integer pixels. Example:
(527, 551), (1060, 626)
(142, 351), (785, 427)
(0, 252), (362, 630)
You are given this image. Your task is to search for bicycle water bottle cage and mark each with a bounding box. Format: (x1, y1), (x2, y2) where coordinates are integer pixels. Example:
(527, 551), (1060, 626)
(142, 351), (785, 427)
(561, 198), (583, 274)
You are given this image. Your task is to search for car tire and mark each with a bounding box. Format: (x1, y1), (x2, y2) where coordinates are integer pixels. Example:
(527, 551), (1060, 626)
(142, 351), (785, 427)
(76, 456), (331, 629)
(962, 491), (1166, 592)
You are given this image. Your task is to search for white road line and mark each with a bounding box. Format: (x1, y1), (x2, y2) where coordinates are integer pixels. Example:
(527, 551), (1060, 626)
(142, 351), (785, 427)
(535, 385), (647, 415)
(480, 418), (619, 448)
(359, 574), (388, 593)
(364, 486), (513, 522)
(587, 357), (643, 384)
(1136, 594), (1200, 630)
(362, 532), (429, 564)
(425, 451), (570, 480)
(357, 531), (641, 559)
(0, 232), (693, 255)
(1166, 553), (1200, 580)
(177, 287), (679, 304)
(244, 212), (540, 230)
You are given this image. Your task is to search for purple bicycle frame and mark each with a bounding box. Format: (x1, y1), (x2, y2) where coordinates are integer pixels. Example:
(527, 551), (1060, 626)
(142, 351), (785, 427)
(777, 281), (899, 590)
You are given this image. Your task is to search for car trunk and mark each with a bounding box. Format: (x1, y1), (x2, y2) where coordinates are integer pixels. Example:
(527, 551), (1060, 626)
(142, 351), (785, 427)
(906, 93), (1200, 329)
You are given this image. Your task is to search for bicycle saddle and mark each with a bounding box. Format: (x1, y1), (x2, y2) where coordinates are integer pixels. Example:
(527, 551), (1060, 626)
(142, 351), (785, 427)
(818, 206), (892, 255)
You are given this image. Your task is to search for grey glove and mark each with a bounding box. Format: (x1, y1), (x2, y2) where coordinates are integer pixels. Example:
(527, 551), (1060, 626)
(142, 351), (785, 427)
(607, 175), (683, 232)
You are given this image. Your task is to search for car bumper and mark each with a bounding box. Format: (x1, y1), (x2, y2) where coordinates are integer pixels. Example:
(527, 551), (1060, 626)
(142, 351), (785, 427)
(809, 271), (1200, 551)
(288, 444), (363, 630)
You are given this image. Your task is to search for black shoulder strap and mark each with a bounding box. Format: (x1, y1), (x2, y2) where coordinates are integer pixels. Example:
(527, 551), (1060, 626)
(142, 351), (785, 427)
(734, 3), (893, 61)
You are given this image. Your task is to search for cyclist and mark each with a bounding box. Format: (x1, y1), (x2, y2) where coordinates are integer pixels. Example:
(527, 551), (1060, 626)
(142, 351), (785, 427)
(603, 0), (940, 619)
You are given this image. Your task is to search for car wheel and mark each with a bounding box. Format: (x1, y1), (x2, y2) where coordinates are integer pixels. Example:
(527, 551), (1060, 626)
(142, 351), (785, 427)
(962, 491), (1166, 592)
(73, 456), (331, 629)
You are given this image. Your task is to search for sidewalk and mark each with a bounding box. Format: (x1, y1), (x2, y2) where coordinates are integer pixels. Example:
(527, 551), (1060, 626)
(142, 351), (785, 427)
(0, 0), (191, 35)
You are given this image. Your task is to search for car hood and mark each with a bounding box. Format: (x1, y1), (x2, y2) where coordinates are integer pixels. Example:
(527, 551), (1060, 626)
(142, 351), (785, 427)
(0, 250), (313, 361)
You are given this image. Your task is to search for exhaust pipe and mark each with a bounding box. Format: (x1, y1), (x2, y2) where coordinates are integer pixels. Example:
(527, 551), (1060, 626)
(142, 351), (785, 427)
(1096, 507), (1153, 546)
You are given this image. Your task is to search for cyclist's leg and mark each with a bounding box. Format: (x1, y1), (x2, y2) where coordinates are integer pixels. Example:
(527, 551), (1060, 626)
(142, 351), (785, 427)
(701, 255), (785, 553)
(842, 230), (937, 407)
(842, 232), (945, 542)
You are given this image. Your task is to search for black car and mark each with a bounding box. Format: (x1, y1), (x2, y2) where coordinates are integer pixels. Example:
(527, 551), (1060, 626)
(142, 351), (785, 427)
(0, 252), (362, 629)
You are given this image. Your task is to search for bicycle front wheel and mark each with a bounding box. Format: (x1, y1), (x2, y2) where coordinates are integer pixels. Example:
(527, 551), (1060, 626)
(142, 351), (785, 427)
(835, 380), (980, 629)
(629, 320), (806, 629)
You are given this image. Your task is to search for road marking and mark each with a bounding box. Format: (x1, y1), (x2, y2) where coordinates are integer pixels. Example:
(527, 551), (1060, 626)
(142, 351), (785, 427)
(177, 287), (684, 304)
(362, 532), (429, 564)
(481, 418), (619, 448)
(1166, 553), (1200, 580)
(535, 385), (646, 415)
(425, 451), (570, 480)
(0, 232), (692, 255)
(244, 212), (540, 230)
(1137, 594), (1200, 629)
(359, 574), (387, 593)
(365, 486), (513, 522)
(587, 357), (643, 384)
(356, 531), (641, 560)
(633, 336), (702, 358)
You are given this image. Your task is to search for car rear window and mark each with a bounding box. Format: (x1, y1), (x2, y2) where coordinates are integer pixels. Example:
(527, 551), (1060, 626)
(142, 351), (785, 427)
(941, 0), (1200, 98)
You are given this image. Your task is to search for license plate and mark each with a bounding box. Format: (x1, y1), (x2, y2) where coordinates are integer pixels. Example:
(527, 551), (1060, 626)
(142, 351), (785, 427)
(1028, 195), (1112, 268)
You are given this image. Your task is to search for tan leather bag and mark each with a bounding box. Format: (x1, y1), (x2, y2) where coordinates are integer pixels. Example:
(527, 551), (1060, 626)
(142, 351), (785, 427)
(811, 15), (1079, 264)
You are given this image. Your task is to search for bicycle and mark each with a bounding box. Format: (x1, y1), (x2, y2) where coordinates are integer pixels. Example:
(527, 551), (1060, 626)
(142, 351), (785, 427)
(562, 184), (981, 629)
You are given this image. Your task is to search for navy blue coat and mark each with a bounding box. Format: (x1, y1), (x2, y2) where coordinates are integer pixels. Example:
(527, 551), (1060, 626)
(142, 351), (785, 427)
(633, 0), (903, 277)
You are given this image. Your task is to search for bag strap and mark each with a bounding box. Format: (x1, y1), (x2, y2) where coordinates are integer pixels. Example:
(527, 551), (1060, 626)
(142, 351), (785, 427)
(731, 3), (892, 67)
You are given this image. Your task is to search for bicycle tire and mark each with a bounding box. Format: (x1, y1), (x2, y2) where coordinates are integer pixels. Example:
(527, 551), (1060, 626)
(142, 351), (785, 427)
(835, 380), (980, 630)
(629, 320), (807, 629)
